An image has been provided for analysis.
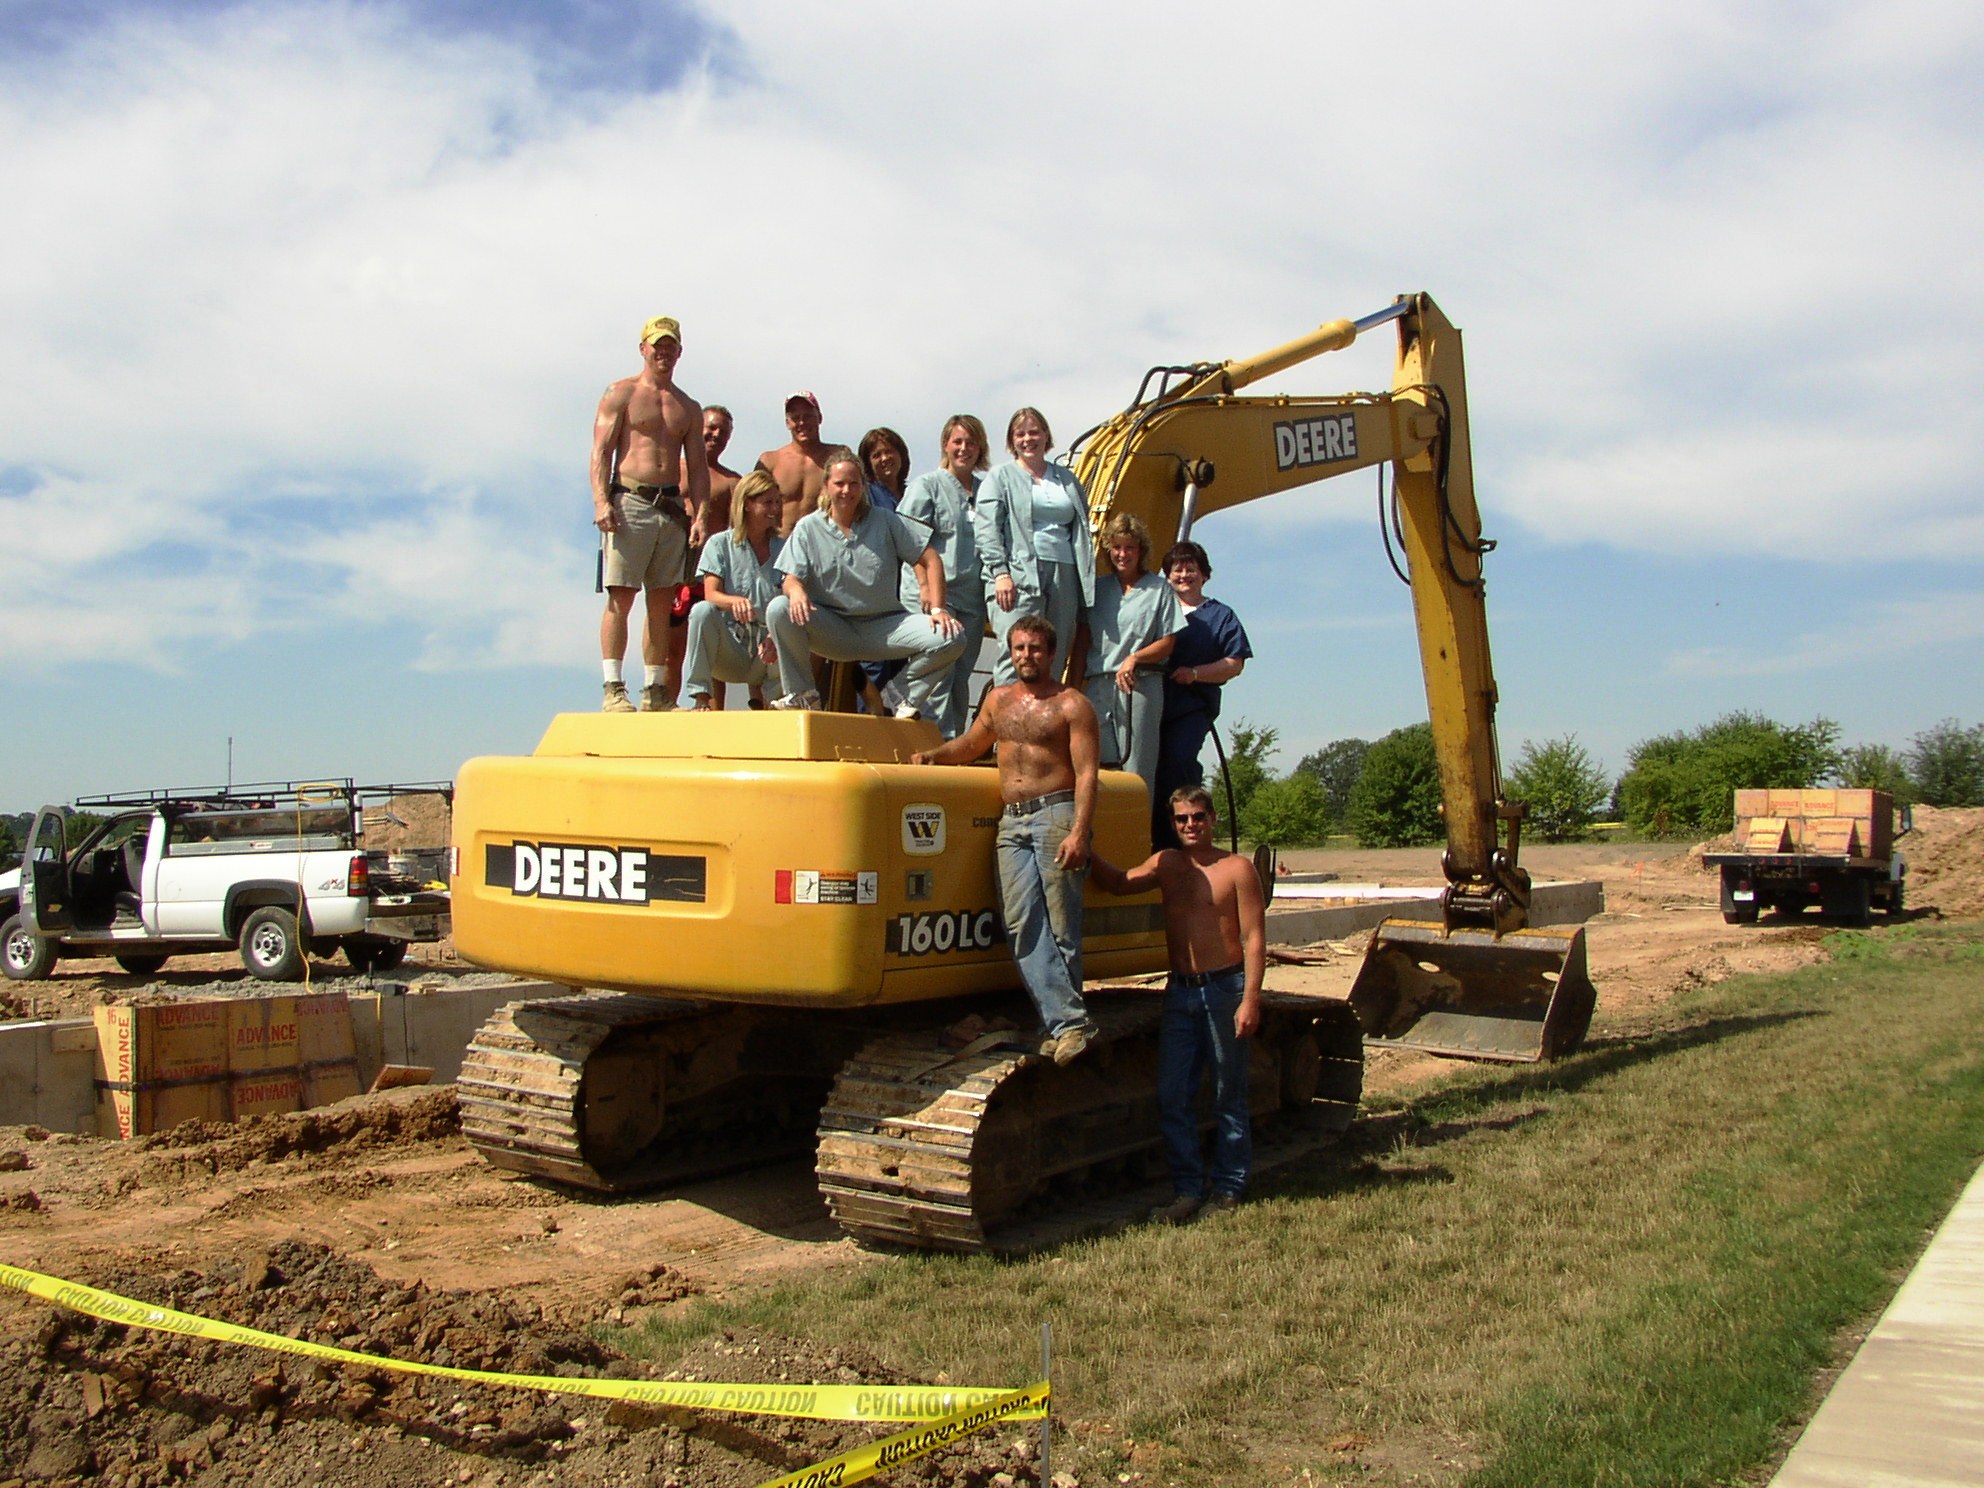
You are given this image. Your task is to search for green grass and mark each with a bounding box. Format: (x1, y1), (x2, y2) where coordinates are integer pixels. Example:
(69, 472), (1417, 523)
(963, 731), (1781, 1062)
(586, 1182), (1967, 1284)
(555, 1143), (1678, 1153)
(615, 920), (1984, 1486)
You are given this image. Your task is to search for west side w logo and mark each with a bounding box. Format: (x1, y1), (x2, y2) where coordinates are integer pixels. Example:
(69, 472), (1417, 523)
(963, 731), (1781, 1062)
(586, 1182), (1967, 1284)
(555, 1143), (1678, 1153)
(901, 805), (946, 856)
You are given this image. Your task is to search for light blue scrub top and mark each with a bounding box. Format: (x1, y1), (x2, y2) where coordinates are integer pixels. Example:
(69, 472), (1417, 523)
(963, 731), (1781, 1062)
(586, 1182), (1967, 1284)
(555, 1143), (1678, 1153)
(896, 469), (982, 615)
(1084, 572), (1185, 673)
(697, 532), (785, 647)
(776, 505), (932, 618)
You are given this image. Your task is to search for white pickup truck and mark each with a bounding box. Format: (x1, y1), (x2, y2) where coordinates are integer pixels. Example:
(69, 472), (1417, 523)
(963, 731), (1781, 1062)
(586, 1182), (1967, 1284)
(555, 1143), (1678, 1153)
(1, 780), (451, 982)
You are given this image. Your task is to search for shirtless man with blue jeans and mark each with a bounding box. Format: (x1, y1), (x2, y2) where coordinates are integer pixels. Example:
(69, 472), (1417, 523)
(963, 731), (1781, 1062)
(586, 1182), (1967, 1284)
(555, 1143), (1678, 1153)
(1089, 785), (1266, 1222)
(912, 616), (1101, 1065)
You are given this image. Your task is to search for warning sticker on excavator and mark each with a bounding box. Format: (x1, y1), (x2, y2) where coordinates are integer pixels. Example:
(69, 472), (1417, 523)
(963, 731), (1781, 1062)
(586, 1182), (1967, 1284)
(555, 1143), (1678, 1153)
(0, 1262), (1046, 1426)
(776, 869), (879, 905)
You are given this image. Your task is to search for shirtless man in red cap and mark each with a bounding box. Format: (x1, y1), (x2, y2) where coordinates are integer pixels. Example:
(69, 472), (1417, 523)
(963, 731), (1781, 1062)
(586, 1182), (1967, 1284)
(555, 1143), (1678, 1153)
(591, 315), (710, 712)
(756, 391), (836, 538)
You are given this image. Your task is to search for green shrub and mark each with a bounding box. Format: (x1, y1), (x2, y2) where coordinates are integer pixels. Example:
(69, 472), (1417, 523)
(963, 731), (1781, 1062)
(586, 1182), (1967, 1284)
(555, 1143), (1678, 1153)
(1240, 772), (1331, 847)
(1836, 743), (1915, 801)
(1617, 713), (1841, 837)
(1347, 722), (1443, 847)
(1214, 720), (1277, 823)
(1504, 735), (1611, 842)
(1293, 738), (1368, 823)
(1907, 719), (1984, 806)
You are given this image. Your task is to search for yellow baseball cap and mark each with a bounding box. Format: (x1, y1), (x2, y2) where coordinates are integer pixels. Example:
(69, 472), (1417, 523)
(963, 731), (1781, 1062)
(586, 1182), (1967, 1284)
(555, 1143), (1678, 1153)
(641, 315), (682, 345)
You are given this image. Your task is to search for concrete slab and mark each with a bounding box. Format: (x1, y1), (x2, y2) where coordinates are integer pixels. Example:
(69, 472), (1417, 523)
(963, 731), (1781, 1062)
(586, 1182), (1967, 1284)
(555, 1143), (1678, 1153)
(1266, 879), (1605, 945)
(1772, 1162), (1984, 1486)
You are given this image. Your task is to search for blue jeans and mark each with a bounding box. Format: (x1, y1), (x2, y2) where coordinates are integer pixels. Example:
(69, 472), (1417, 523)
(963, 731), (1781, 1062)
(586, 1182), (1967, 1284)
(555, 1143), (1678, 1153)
(995, 799), (1088, 1037)
(1157, 966), (1251, 1199)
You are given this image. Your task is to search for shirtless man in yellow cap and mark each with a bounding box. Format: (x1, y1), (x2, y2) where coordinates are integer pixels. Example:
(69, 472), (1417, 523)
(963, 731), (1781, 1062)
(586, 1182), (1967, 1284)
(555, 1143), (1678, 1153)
(591, 315), (710, 712)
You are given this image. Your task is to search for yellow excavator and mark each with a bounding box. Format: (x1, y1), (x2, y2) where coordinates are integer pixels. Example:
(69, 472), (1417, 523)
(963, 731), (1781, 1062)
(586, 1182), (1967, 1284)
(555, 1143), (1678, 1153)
(447, 293), (1594, 1251)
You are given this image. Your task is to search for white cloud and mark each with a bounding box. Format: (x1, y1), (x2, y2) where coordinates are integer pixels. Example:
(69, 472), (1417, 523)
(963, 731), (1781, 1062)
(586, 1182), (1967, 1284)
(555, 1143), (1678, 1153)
(1665, 591), (1984, 678)
(0, 0), (1980, 697)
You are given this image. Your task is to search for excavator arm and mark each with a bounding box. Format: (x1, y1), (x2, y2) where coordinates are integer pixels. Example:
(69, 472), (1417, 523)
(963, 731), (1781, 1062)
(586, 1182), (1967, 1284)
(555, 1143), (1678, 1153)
(1072, 294), (1595, 1061)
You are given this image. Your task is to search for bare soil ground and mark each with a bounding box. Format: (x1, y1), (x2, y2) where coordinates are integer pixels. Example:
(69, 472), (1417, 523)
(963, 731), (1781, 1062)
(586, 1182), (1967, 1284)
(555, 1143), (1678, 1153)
(2, 809), (1978, 1486)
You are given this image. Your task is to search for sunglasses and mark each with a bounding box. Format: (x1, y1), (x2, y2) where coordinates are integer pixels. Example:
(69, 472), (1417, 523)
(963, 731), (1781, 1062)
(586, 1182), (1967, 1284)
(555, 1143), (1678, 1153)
(1172, 810), (1211, 824)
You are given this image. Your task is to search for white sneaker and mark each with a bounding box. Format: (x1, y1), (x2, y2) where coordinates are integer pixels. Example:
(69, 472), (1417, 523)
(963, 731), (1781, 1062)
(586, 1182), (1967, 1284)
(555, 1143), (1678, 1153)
(880, 680), (921, 721)
(770, 688), (821, 711)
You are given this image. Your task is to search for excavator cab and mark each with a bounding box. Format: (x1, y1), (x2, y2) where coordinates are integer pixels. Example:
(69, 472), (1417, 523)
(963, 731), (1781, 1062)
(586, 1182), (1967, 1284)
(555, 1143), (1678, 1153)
(1349, 919), (1595, 1063)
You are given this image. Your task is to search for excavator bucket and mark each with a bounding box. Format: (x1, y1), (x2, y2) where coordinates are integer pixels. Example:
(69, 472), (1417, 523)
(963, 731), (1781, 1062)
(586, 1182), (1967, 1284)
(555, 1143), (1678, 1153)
(1348, 919), (1595, 1063)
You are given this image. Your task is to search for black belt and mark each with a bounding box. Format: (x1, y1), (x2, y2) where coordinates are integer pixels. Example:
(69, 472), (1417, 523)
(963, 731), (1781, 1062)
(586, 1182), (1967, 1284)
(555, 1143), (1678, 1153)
(1173, 962), (1244, 987)
(1003, 789), (1075, 818)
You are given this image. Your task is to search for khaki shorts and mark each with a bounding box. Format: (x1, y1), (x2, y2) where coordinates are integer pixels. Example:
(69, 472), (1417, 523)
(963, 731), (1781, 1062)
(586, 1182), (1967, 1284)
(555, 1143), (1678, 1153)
(602, 484), (689, 590)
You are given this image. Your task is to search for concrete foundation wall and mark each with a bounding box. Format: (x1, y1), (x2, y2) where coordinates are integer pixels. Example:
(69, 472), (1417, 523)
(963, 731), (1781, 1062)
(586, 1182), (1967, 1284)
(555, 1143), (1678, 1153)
(347, 980), (572, 1084)
(1267, 878), (1605, 946)
(0, 1020), (102, 1134)
(0, 980), (580, 1135)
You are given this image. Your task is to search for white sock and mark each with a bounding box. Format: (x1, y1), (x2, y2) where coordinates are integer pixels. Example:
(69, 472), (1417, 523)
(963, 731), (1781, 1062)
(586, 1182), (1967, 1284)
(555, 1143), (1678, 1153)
(603, 660), (624, 684)
(644, 665), (667, 687)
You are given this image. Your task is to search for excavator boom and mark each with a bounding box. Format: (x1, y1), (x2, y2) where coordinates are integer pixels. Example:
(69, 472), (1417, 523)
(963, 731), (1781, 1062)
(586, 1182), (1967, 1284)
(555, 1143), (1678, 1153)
(1074, 294), (1595, 1062)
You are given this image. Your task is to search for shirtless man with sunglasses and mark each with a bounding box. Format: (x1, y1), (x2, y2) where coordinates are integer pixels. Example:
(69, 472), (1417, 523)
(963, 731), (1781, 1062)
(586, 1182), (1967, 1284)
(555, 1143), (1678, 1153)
(1088, 784), (1266, 1224)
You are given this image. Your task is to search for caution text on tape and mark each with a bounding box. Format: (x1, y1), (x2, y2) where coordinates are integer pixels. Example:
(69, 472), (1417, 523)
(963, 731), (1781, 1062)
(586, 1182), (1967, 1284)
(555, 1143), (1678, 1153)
(0, 1263), (1046, 1424)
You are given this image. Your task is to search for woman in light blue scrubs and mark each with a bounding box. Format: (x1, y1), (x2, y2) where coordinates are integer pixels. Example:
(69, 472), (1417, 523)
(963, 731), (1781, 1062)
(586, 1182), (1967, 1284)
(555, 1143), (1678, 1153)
(1072, 512), (1184, 814)
(972, 407), (1095, 684)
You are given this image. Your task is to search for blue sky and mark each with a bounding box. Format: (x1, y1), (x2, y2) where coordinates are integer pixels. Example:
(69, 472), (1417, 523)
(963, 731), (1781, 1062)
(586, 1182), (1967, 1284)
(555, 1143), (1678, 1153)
(2, 0), (1980, 807)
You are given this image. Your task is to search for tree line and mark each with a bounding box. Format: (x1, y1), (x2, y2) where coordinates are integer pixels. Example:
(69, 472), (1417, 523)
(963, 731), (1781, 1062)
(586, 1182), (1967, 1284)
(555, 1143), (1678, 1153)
(1221, 715), (1984, 848)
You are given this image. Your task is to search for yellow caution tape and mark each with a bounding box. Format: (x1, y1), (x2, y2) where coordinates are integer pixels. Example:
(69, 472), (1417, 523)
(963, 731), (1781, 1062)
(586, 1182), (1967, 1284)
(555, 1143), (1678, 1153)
(0, 1263), (1045, 1424)
(751, 1381), (1050, 1488)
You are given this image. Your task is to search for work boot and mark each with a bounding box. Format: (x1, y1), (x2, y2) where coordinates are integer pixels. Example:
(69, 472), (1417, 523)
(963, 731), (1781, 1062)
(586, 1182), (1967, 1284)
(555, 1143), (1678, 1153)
(1201, 1192), (1243, 1218)
(1050, 1024), (1094, 1066)
(602, 681), (635, 713)
(1150, 1194), (1202, 1226)
(643, 685), (676, 712)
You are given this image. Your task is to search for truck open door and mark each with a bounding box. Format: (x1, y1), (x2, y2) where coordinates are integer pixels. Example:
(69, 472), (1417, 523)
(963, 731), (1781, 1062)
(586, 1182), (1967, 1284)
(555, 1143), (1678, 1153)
(19, 807), (75, 934)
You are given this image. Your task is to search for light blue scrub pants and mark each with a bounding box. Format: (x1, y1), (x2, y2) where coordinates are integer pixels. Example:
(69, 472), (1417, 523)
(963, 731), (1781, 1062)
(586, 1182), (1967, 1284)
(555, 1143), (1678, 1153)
(989, 560), (1081, 685)
(683, 601), (771, 699)
(765, 597), (965, 715)
(1083, 671), (1164, 794)
(933, 606), (989, 737)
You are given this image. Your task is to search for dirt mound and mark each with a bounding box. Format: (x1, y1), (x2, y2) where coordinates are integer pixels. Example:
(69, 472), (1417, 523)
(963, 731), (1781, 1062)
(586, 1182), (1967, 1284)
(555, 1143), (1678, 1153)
(1902, 805), (1984, 918)
(133, 1088), (459, 1178)
(1, 1242), (1036, 1488)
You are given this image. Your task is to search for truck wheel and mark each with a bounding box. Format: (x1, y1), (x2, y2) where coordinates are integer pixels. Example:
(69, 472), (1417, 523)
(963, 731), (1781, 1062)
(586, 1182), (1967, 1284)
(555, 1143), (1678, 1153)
(1885, 881), (1905, 917)
(2, 915), (56, 981)
(240, 906), (307, 981)
(344, 937), (408, 973)
(115, 953), (169, 976)
(1722, 908), (1759, 926)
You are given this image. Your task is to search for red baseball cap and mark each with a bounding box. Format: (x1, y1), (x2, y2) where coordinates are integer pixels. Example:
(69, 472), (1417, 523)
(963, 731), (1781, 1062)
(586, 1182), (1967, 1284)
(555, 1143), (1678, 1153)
(785, 390), (821, 414)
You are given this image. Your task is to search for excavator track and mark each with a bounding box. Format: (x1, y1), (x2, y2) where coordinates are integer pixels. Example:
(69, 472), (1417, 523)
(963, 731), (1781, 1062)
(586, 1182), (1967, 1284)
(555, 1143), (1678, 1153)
(459, 991), (874, 1193)
(816, 988), (1365, 1252)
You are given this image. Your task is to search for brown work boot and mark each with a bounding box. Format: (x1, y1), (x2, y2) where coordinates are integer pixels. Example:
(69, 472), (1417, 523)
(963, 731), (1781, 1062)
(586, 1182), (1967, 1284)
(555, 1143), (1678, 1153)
(1150, 1194), (1202, 1226)
(643, 684), (676, 712)
(602, 681), (635, 713)
(1201, 1192), (1242, 1218)
(1050, 1025), (1094, 1066)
